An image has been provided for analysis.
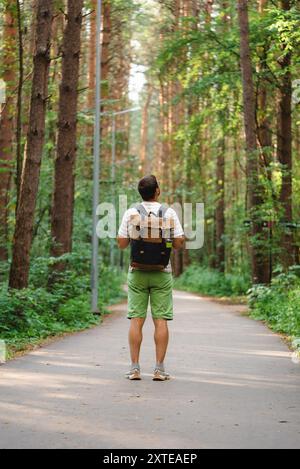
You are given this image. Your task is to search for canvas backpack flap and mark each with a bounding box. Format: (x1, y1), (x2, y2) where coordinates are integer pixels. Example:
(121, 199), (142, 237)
(129, 212), (175, 242)
(145, 216), (176, 242)
(141, 215), (161, 243)
(129, 214), (141, 240)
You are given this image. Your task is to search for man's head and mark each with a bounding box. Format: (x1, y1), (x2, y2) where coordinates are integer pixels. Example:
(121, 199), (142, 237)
(138, 175), (160, 201)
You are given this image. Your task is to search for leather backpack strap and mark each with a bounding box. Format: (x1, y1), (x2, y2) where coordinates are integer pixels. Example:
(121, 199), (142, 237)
(135, 204), (149, 239)
(158, 204), (169, 218)
(136, 204), (149, 219)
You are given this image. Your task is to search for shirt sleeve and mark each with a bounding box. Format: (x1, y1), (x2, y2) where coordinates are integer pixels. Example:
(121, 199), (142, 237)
(118, 210), (130, 238)
(169, 209), (184, 238)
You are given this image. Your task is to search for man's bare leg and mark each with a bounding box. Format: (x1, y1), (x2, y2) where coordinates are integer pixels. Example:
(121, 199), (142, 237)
(128, 317), (146, 366)
(153, 319), (169, 377)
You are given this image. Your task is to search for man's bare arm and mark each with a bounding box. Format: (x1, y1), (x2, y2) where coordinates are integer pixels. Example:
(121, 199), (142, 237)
(117, 237), (130, 250)
(173, 236), (185, 250)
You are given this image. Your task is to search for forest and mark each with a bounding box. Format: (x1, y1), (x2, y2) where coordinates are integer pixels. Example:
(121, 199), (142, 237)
(0, 0), (300, 356)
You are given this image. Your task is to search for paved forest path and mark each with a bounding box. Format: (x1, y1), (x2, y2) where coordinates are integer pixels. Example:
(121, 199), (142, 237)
(0, 291), (299, 449)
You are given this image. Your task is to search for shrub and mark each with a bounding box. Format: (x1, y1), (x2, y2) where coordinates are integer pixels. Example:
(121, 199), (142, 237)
(174, 264), (250, 297)
(248, 270), (300, 350)
(0, 254), (126, 355)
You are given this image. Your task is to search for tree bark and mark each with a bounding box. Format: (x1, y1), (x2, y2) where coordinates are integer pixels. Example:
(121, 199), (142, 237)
(16, 0), (24, 211)
(255, 0), (273, 282)
(140, 85), (153, 175)
(257, 0), (273, 176)
(86, 0), (97, 164)
(215, 1), (229, 273)
(277, 0), (294, 268)
(215, 137), (225, 272)
(171, 0), (184, 277)
(21, 0), (39, 150)
(0, 1), (17, 261)
(238, 0), (269, 284)
(101, 0), (112, 166)
(9, 0), (54, 290)
(50, 0), (84, 268)
(159, 77), (170, 190)
(110, 2), (132, 165)
(88, 0), (97, 112)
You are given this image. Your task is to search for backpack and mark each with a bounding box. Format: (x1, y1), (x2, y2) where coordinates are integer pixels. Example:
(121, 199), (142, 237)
(129, 204), (174, 271)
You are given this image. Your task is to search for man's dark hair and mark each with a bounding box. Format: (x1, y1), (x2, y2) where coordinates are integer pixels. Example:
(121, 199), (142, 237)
(138, 175), (159, 201)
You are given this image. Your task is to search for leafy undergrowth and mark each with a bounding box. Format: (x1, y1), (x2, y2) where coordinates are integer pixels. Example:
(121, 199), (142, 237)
(0, 254), (126, 359)
(248, 268), (300, 353)
(174, 265), (250, 300)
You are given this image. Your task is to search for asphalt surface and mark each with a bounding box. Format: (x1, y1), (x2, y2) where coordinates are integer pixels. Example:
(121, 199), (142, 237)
(0, 290), (300, 449)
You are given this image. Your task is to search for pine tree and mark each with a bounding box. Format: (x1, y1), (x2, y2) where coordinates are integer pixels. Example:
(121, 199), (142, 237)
(9, 0), (54, 290)
(0, 0), (17, 261)
(50, 0), (84, 271)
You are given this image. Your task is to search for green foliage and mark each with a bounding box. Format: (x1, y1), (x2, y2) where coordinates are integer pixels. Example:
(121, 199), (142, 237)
(174, 264), (250, 298)
(0, 261), (9, 282)
(0, 254), (126, 356)
(1, 0), (300, 362)
(248, 269), (300, 350)
(153, 1), (300, 278)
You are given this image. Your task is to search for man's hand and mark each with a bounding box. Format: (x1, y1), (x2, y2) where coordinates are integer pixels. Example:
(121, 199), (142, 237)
(117, 237), (130, 250)
(172, 236), (185, 250)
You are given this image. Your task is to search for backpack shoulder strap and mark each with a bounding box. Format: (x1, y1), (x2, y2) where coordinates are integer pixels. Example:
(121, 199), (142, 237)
(158, 204), (169, 218)
(136, 204), (149, 218)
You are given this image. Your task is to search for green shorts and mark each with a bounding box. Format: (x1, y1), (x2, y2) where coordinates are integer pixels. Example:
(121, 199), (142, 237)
(127, 270), (174, 321)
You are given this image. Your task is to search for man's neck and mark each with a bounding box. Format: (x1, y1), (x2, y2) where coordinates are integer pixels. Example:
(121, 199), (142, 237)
(143, 199), (159, 203)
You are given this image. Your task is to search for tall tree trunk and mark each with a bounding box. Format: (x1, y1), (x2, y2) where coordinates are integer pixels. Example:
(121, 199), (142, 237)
(0, 1), (17, 261)
(101, 0), (112, 167)
(215, 136), (225, 272)
(181, 0), (200, 269)
(214, 1), (226, 272)
(86, 0), (97, 164)
(16, 0), (24, 211)
(9, 0), (54, 290)
(21, 0), (39, 151)
(171, 0), (184, 277)
(140, 85), (153, 175)
(256, 0), (273, 282)
(110, 4), (132, 166)
(257, 0), (273, 175)
(277, 0), (294, 268)
(215, 2), (228, 273)
(88, 0), (96, 112)
(50, 0), (84, 269)
(238, 0), (269, 284)
(159, 77), (170, 189)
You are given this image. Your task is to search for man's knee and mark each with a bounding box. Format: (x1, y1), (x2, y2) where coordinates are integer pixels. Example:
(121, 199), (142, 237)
(130, 318), (146, 329)
(153, 318), (168, 330)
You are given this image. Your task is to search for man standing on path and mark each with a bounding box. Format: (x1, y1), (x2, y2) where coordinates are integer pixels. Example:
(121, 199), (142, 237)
(117, 175), (185, 381)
